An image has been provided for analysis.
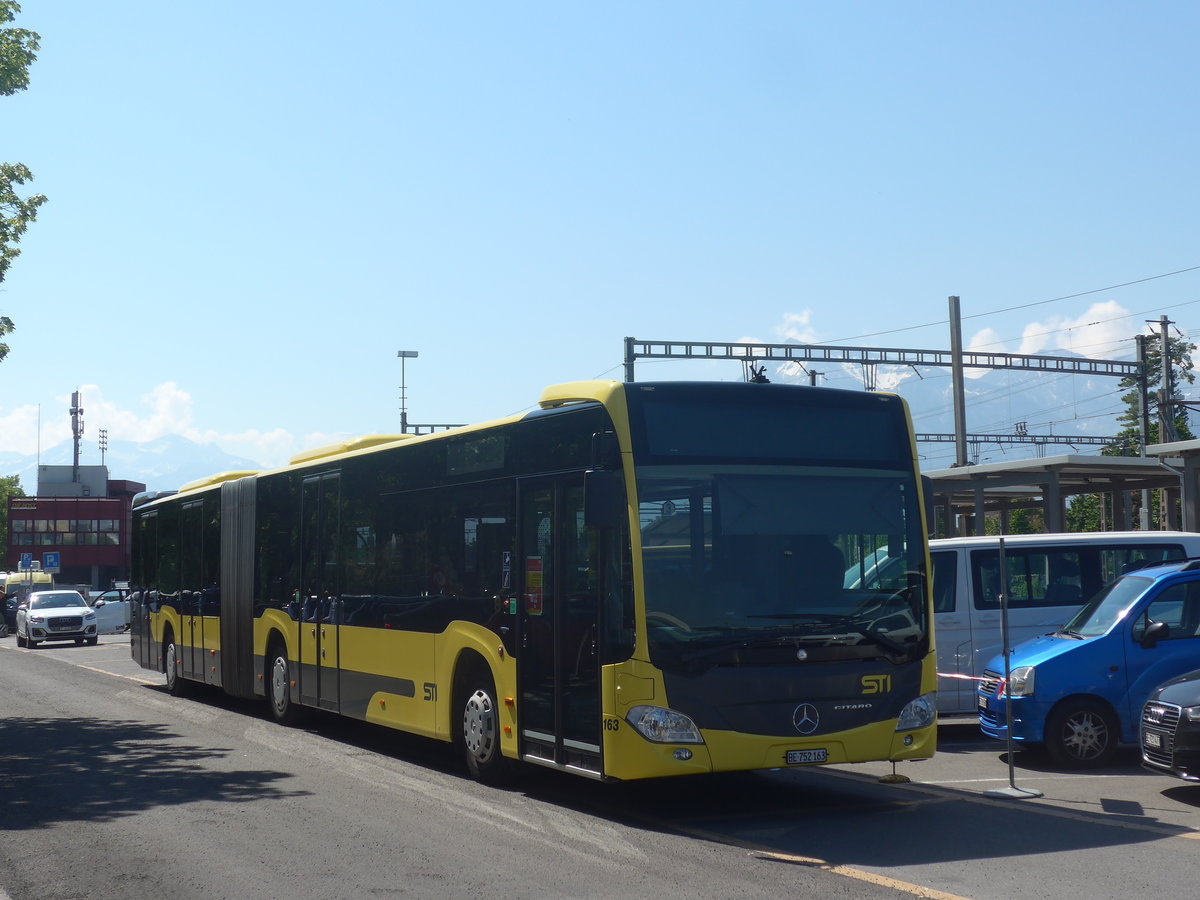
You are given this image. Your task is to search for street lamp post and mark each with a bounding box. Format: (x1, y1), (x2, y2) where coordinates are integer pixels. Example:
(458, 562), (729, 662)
(397, 350), (418, 433)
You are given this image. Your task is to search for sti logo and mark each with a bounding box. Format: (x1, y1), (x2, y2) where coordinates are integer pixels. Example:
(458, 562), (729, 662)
(861, 674), (892, 694)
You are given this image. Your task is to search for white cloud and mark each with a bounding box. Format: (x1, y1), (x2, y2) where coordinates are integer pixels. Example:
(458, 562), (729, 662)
(0, 382), (318, 469)
(776, 311), (819, 344)
(1017, 301), (1134, 357)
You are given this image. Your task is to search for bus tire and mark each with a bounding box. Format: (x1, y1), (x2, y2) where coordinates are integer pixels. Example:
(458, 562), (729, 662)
(164, 631), (188, 697)
(456, 662), (513, 785)
(267, 642), (303, 726)
(1044, 699), (1118, 769)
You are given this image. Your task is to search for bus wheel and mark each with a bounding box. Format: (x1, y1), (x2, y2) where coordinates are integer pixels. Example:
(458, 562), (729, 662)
(457, 665), (512, 784)
(164, 634), (187, 696)
(1045, 699), (1118, 769)
(268, 644), (302, 725)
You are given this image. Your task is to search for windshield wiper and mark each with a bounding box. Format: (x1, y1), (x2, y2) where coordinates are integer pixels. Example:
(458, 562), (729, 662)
(746, 613), (911, 656)
(672, 635), (815, 666)
(747, 613), (855, 622)
(1055, 628), (1086, 640)
(851, 624), (909, 656)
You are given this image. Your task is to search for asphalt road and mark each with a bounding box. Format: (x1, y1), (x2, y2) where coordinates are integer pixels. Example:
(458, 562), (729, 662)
(2, 634), (1198, 900)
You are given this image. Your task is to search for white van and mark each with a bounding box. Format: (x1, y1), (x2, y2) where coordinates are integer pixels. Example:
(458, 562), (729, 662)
(927, 532), (1200, 715)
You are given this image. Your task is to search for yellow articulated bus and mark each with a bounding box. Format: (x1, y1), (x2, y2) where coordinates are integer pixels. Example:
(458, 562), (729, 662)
(130, 380), (936, 782)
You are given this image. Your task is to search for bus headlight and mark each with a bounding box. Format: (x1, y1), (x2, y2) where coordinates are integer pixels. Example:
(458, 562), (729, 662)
(626, 706), (704, 744)
(896, 693), (936, 731)
(1005, 666), (1036, 698)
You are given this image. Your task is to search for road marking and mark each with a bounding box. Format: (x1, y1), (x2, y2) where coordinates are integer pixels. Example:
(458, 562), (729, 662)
(76, 663), (160, 685)
(750, 851), (974, 900)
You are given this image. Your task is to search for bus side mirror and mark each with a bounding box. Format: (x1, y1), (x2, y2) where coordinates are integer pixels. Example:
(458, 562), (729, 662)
(585, 469), (621, 529)
(1141, 620), (1169, 648)
(591, 431), (621, 471)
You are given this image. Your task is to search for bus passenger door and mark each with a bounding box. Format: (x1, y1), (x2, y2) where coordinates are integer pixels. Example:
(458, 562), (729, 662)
(299, 472), (342, 712)
(180, 500), (205, 681)
(518, 476), (602, 775)
(131, 511), (157, 672)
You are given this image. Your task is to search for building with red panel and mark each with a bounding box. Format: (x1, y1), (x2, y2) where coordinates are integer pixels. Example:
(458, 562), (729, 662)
(5, 466), (146, 590)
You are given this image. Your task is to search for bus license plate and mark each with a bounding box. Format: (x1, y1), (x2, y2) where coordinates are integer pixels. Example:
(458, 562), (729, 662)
(786, 749), (828, 765)
(1144, 732), (1162, 749)
(978, 695), (988, 712)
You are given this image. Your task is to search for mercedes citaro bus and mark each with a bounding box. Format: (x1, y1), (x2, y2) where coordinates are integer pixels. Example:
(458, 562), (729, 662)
(130, 380), (936, 782)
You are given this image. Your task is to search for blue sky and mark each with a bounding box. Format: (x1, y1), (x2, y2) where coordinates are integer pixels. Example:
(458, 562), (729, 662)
(2, 1), (1198, 470)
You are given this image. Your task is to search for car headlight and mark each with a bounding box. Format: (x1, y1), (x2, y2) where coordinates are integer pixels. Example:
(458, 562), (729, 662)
(84, 611), (97, 621)
(896, 692), (936, 731)
(1005, 666), (1036, 698)
(1184, 706), (1200, 722)
(626, 706), (704, 743)
(29, 615), (45, 625)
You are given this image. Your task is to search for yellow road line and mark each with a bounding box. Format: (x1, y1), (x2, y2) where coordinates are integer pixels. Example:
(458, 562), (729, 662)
(74, 662), (160, 685)
(750, 850), (974, 900)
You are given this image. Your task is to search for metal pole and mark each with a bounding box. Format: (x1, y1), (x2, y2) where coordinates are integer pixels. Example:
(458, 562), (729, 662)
(1136, 334), (1152, 529)
(1159, 316), (1174, 443)
(624, 337), (636, 383)
(985, 536), (1043, 799)
(948, 296), (968, 467)
(397, 350), (419, 434)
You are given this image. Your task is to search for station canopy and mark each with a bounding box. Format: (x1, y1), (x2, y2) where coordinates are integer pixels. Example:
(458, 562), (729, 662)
(924, 453), (1184, 535)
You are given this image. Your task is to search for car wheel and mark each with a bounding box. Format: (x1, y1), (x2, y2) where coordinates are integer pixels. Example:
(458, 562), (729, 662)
(267, 643), (303, 725)
(27, 633), (37, 649)
(86, 636), (98, 646)
(16, 629), (25, 648)
(1044, 699), (1118, 769)
(75, 638), (84, 646)
(456, 662), (513, 784)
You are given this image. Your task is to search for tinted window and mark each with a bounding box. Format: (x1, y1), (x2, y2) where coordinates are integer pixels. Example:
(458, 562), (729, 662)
(1098, 544), (1186, 582)
(972, 548), (1084, 610)
(932, 551), (957, 614)
(626, 384), (908, 466)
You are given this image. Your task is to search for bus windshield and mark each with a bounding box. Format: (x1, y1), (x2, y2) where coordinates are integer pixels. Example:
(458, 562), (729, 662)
(636, 464), (927, 668)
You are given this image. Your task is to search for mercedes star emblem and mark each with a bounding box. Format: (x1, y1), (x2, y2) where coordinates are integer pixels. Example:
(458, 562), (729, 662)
(792, 703), (820, 735)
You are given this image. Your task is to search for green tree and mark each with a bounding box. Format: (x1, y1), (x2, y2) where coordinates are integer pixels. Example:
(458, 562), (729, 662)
(1108, 330), (1196, 528)
(0, 473), (25, 550)
(0, 1), (46, 364)
(1065, 493), (1102, 533)
(1114, 331), (1196, 452)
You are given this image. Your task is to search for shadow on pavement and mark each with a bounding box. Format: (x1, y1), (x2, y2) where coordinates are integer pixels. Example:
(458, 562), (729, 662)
(0, 716), (310, 831)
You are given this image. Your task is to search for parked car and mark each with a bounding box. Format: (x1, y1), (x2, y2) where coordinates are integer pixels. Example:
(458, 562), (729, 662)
(1, 571), (55, 634)
(3, 592), (17, 634)
(1140, 669), (1200, 782)
(846, 531), (1200, 715)
(89, 589), (130, 633)
(16, 590), (99, 648)
(977, 558), (1200, 768)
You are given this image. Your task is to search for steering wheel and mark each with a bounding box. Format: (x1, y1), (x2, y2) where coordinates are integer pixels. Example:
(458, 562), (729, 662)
(645, 611), (693, 632)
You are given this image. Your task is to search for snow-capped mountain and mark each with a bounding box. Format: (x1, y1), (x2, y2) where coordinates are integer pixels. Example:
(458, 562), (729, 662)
(0, 435), (263, 495)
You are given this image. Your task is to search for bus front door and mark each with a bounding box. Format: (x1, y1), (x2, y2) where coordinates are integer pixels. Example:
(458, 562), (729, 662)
(131, 511), (157, 672)
(518, 476), (602, 775)
(298, 472), (341, 712)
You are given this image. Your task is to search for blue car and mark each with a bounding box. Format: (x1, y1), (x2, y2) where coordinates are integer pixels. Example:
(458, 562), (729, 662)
(978, 558), (1200, 768)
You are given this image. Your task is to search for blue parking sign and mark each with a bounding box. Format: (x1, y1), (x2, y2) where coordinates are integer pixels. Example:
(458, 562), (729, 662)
(19, 552), (33, 570)
(43, 551), (61, 572)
